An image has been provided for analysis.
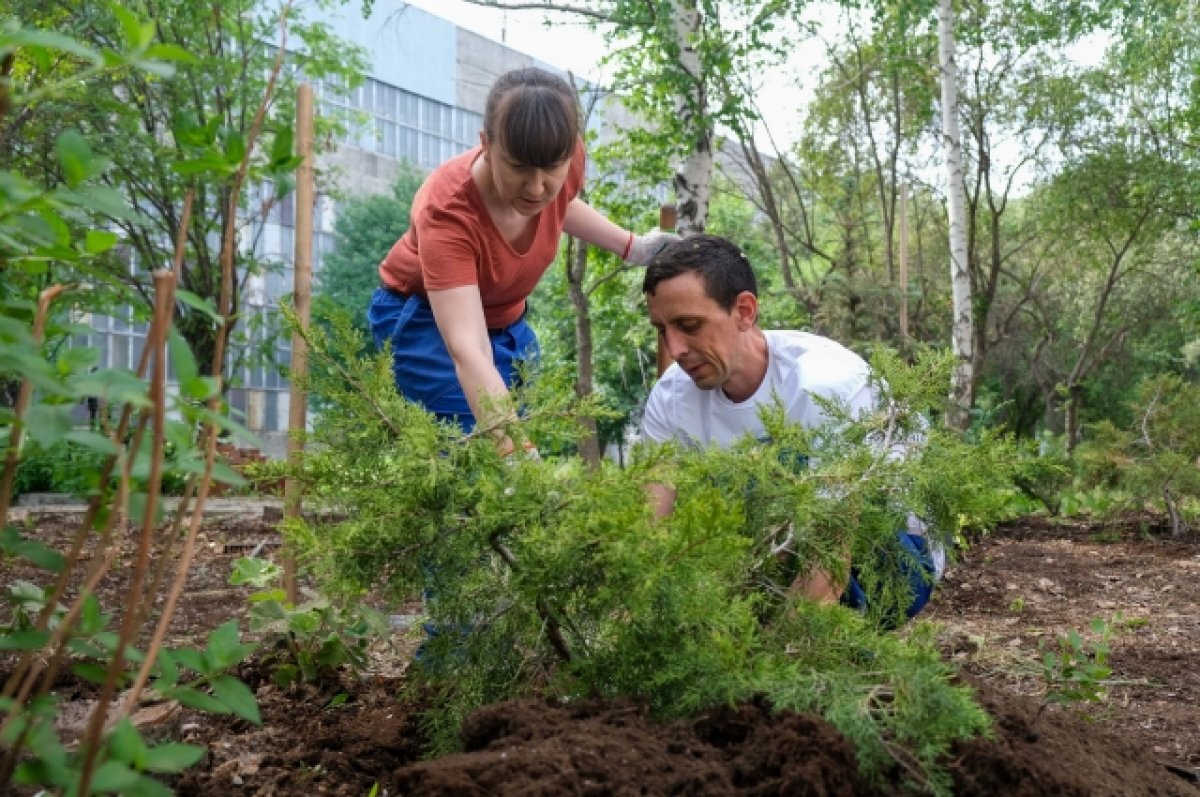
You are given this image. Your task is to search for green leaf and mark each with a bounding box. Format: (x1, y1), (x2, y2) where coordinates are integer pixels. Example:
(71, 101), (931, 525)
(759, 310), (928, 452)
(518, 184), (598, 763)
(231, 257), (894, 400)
(107, 717), (148, 769)
(171, 153), (233, 177)
(287, 611), (321, 636)
(222, 130), (246, 166)
(129, 490), (164, 528)
(181, 375), (218, 401)
(127, 55), (178, 78)
(78, 593), (106, 635)
(35, 207), (72, 246)
(270, 126), (295, 166)
(210, 675), (261, 724)
(165, 686), (228, 714)
(175, 290), (223, 325)
(0, 629), (51, 651)
(65, 429), (119, 455)
(167, 326), (199, 386)
(204, 619), (255, 670)
(1, 29), (103, 64)
(67, 638), (106, 659)
(0, 525), (66, 572)
(110, 2), (153, 50)
(70, 367), (151, 407)
(72, 662), (110, 684)
(211, 460), (248, 487)
(172, 647), (208, 675)
(229, 556), (281, 588)
(55, 130), (96, 188)
(143, 43), (198, 63)
(57, 344), (99, 376)
(152, 648), (179, 689)
(248, 588), (288, 605)
(144, 741), (207, 773)
(271, 663), (299, 688)
(91, 759), (141, 793)
(7, 578), (46, 610)
(84, 229), (120, 254)
(24, 402), (75, 448)
(57, 185), (138, 220)
(124, 773), (176, 797)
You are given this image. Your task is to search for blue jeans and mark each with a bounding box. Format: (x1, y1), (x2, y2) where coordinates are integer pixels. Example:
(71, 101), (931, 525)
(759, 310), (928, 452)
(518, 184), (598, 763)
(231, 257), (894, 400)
(367, 287), (539, 432)
(840, 532), (936, 629)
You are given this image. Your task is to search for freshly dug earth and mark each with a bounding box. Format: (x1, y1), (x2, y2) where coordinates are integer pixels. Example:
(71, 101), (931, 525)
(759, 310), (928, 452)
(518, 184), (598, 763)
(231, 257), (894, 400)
(6, 511), (1200, 795)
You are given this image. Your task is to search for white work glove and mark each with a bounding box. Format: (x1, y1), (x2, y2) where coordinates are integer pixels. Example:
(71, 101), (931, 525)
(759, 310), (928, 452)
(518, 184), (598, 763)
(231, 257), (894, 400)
(624, 230), (681, 266)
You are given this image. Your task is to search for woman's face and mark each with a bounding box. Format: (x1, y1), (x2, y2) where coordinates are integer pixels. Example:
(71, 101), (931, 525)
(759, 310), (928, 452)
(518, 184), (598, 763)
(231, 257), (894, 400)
(480, 133), (571, 217)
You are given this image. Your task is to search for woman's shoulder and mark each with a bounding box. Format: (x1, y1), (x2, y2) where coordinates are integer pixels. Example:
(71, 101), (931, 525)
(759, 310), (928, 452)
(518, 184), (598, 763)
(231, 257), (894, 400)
(415, 149), (485, 226)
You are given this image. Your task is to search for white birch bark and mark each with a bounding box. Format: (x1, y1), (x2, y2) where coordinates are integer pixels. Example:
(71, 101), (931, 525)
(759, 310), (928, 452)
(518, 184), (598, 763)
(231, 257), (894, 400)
(667, 0), (712, 234)
(937, 0), (975, 429)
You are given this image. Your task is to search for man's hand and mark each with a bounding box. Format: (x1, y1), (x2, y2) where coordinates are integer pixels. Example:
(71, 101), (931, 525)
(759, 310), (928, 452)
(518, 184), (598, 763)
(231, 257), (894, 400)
(498, 436), (540, 462)
(625, 231), (681, 265)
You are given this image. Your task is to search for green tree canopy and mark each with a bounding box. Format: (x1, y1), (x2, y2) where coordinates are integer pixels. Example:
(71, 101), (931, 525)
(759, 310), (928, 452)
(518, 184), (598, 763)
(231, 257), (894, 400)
(316, 163), (424, 341)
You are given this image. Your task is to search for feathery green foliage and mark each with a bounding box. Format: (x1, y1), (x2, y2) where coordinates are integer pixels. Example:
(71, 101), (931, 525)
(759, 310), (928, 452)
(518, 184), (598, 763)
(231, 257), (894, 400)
(284, 311), (1029, 791)
(1070, 375), (1200, 535)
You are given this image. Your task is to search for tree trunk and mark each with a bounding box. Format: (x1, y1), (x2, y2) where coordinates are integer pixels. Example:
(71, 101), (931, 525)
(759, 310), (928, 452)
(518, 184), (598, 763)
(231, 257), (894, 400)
(668, 0), (711, 234)
(938, 0), (974, 430)
(565, 236), (602, 466)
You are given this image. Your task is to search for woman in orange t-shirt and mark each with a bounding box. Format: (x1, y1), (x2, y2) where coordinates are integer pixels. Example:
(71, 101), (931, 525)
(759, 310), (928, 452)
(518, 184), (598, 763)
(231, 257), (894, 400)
(369, 67), (676, 441)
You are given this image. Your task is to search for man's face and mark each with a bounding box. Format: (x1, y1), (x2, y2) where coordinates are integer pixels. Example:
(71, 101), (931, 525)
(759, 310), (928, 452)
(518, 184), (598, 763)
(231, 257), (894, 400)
(480, 133), (571, 217)
(646, 271), (756, 393)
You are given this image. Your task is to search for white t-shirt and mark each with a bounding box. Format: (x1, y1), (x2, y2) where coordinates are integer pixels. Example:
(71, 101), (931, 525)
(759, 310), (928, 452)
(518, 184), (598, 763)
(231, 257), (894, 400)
(641, 330), (874, 448)
(641, 329), (946, 578)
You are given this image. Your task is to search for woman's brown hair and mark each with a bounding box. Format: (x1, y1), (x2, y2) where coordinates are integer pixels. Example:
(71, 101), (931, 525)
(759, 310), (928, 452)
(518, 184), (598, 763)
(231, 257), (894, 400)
(483, 67), (580, 169)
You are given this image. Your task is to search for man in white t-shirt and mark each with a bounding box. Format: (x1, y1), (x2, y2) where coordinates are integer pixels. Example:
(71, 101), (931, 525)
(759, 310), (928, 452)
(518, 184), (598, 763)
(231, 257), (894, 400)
(640, 234), (939, 625)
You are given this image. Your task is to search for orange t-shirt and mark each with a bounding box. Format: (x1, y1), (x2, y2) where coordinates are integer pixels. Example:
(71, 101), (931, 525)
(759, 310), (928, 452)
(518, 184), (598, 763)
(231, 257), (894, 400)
(378, 141), (585, 330)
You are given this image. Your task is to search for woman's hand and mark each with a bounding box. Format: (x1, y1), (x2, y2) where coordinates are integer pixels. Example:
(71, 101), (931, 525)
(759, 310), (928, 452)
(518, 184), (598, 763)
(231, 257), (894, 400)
(624, 231), (681, 265)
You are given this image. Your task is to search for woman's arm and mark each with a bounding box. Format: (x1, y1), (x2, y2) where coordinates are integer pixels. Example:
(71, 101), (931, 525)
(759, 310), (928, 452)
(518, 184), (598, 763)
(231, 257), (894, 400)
(426, 285), (514, 433)
(564, 198), (681, 264)
(563, 198), (631, 255)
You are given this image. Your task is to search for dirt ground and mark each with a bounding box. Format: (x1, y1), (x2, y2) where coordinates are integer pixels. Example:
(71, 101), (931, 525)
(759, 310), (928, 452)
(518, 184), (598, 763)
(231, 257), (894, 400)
(4, 511), (1199, 796)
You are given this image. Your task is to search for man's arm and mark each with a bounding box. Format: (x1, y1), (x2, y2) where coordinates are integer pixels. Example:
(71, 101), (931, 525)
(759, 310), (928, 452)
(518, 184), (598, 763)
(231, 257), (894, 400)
(790, 566), (848, 604)
(648, 483), (676, 519)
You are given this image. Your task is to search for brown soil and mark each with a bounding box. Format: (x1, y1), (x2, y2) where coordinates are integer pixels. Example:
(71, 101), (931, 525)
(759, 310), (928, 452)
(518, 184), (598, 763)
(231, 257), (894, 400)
(4, 511), (1199, 796)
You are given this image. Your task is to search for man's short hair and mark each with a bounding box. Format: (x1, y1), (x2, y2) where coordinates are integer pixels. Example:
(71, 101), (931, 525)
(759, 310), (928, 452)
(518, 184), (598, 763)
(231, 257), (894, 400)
(642, 234), (757, 311)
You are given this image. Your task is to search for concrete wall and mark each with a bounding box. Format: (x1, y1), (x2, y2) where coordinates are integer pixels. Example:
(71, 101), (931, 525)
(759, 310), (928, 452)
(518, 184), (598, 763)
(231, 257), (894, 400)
(312, 3), (457, 103)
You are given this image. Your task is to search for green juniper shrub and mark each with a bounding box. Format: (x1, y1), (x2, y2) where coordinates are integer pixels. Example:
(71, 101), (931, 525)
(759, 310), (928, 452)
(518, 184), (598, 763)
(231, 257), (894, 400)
(283, 312), (1024, 793)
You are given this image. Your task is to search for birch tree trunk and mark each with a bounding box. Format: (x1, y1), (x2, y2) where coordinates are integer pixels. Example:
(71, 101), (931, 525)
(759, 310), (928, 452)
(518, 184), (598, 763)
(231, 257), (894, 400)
(937, 0), (975, 430)
(666, 0), (712, 234)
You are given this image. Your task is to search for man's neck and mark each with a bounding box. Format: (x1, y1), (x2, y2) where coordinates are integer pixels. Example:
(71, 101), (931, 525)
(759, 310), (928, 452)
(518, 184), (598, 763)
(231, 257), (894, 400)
(721, 328), (769, 404)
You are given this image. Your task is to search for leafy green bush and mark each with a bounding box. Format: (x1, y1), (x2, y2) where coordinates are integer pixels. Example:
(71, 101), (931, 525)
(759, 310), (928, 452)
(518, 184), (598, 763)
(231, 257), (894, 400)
(1070, 374), (1200, 535)
(14, 440), (120, 497)
(229, 556), (390, 687)
(279, 312), (1031, 792)
(14, 438), (199, 499)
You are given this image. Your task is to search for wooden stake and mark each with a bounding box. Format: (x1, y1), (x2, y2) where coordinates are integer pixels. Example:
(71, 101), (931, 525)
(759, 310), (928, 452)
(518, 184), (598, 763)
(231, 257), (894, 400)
(898, 183), (909, 348)
(656, 203), (677, 377)
(283, 82), (314, 603)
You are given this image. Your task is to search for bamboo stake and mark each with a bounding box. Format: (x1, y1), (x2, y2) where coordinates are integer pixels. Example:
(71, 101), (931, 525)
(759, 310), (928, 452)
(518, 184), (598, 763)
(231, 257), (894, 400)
(899, 182), (909, 347)
(282, 81), (315, 604)
(77, 269), (175, 796)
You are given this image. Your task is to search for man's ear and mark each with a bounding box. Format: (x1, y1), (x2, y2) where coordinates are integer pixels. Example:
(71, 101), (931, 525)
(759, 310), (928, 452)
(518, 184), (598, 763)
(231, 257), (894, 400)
(734, 291), (759, 330)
